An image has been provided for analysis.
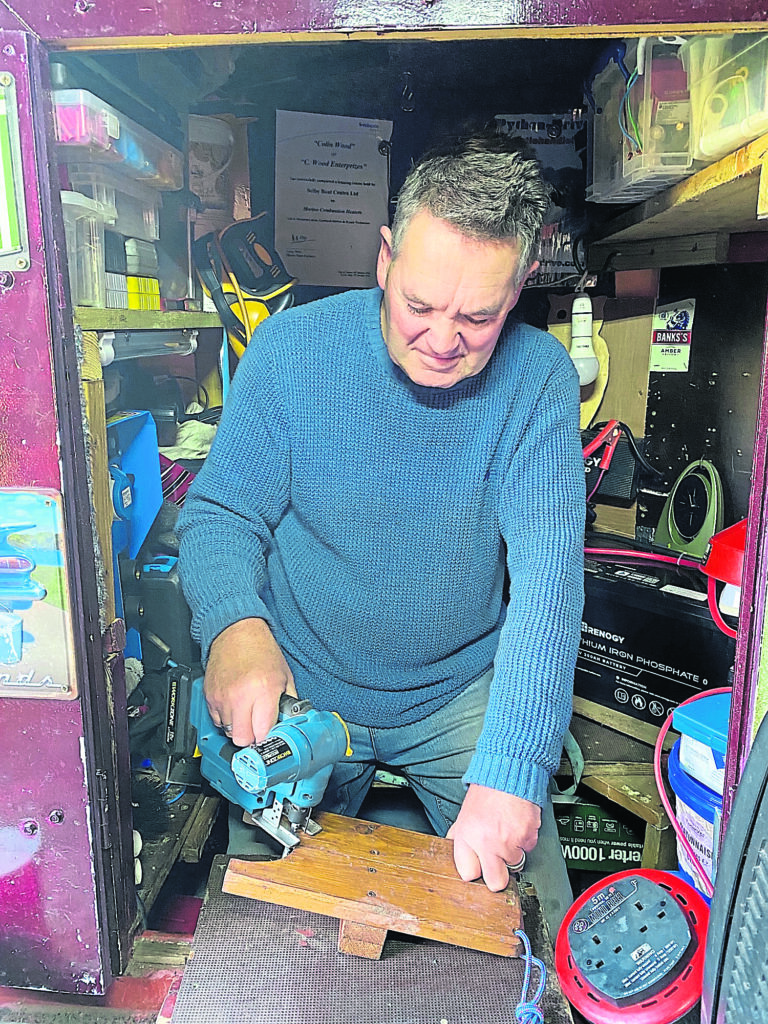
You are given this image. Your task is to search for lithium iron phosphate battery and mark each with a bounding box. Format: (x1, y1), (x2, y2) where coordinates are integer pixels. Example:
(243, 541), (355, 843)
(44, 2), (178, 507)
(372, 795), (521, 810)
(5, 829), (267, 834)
(575, 558), (735, 744)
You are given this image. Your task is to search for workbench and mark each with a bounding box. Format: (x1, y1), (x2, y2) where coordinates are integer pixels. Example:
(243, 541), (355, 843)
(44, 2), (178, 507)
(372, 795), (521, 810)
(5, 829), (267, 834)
(169, 854), (574, 1023)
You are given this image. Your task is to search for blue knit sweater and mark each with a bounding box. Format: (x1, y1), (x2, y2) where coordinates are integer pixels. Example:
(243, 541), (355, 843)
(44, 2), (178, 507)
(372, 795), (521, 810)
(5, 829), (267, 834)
(177, 286), (585, 806)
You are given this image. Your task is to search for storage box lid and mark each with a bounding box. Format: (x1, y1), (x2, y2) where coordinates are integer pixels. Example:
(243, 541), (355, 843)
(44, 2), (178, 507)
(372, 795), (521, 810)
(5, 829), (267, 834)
(60, 189), (106, 218)
(672, 692), (731, 753)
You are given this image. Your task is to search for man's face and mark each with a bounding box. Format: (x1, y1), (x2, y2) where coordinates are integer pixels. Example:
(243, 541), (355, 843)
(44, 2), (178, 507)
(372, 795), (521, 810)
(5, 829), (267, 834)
(377, 209), (536, 389)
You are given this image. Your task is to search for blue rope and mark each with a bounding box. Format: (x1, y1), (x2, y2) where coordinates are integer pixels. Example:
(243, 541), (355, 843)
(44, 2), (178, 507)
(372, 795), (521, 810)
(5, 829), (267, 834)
(514, 928), (547, 1024)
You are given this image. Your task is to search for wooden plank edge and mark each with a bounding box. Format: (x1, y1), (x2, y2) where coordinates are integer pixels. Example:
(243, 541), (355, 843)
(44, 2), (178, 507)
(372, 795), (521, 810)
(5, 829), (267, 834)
(222, 861), (522, 957)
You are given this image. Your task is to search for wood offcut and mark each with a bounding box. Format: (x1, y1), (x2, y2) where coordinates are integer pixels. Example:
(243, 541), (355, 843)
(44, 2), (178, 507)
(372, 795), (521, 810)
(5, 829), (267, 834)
(223, 812), (523, 960)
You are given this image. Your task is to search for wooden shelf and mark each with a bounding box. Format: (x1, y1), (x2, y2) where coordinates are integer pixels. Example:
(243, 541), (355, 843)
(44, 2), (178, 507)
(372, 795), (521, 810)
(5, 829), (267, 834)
(75, 307), (223, 331)
(588, 130), (768, 271)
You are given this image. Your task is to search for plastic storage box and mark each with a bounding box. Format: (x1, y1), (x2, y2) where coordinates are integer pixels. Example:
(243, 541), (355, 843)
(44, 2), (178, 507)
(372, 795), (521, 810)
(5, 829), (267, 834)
(587, 38), (693, 203)
(681, 33), (768, 162)
(60, 190), (106, 308)
(53, 88), (183, 190)
(63, 164), (161, 242)
(672, 692), (730, 795)
(188, 113), (234, 210)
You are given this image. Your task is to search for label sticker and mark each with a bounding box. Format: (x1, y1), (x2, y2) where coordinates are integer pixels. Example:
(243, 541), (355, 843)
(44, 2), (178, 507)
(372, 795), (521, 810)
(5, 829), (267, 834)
(650, 299), (696, 372)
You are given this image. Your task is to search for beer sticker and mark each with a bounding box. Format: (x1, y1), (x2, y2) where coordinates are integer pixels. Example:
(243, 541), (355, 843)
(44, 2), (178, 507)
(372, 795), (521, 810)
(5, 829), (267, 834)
(650, 299), (696, 372)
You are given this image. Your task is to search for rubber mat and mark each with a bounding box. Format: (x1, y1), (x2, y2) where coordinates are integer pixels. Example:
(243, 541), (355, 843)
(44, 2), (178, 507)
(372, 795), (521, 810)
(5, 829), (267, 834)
(170, 856), (574, 1024)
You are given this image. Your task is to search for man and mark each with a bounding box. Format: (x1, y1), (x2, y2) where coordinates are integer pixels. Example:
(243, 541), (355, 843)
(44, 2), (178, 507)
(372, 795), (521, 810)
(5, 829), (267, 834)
(177, 131), (585, 936)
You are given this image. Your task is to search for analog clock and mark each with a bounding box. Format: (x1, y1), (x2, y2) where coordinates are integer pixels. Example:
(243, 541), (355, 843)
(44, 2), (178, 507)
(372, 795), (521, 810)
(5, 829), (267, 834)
(655, 460), (724, 558)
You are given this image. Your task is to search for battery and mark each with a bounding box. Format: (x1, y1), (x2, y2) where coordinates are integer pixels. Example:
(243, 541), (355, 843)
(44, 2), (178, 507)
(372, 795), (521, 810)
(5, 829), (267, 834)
(574, 557), (735, 743)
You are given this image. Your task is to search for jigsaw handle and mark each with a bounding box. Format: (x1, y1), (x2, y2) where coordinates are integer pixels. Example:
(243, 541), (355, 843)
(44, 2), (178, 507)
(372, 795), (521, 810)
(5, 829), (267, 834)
(190, 676), (351, 813)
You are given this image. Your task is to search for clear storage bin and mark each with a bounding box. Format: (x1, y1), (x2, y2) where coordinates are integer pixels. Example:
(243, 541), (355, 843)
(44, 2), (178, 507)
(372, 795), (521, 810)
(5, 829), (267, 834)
(54, 88), (183, 190)
(60, 190), (106, 308)
(62, 163), (161, 242)
(188, 114), (234, 210)
(681, 33), (768, 162)
(587, 38), (693, 203)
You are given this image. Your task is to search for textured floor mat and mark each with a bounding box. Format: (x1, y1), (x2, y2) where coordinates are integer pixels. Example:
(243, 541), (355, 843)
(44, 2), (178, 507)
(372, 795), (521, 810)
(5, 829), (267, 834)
(170, 856), (573, 1024)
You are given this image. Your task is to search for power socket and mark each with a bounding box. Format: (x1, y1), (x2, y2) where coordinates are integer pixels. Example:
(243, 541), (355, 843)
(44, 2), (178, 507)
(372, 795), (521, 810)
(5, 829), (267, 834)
(567, 874), (692, 1002)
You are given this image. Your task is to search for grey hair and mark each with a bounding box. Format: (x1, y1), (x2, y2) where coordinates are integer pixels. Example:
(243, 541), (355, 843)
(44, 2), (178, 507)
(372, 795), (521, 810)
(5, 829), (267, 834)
(390, 133), (550, 282)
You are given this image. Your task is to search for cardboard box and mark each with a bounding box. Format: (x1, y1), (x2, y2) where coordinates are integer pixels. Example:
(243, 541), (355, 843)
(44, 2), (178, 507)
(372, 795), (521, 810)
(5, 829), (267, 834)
(555, 797), (644, 872)
(574, 557), (735, 744)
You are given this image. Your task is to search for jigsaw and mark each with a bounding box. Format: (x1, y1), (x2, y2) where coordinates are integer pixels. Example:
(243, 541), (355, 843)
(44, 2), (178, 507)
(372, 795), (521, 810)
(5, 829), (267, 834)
(190, 676), (352, 853)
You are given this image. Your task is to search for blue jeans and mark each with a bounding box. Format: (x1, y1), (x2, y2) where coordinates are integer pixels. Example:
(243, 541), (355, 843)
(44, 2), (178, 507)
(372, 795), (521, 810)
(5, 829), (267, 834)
(229, 669), (572, 939)
(326, 669), (572, 938)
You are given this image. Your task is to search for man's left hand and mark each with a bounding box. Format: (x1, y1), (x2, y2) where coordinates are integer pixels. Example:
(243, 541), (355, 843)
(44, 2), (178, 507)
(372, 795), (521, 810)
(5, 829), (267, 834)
(447, 784), (541, 891)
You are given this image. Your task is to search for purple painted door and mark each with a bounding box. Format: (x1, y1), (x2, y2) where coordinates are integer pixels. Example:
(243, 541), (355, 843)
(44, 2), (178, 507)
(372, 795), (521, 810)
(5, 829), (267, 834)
(0, 30), (133, 995)
(0, 0), (762, 41)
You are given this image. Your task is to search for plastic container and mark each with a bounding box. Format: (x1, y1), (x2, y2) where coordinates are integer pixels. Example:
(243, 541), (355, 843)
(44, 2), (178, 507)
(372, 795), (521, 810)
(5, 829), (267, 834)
(126, 275), (161, 310)
(105, 271), (128, 309)
(124, 238), (159, 276)
(54, 88), (183, 190)
(63, 163), (161, 242)
(668, 739), (721, 898)
(60, 190), (106, 308)
(672, 692), (730, 794)
(188, 114), (234, 210)
(682, 33), (768, 162)
(587, 37), (693, 203)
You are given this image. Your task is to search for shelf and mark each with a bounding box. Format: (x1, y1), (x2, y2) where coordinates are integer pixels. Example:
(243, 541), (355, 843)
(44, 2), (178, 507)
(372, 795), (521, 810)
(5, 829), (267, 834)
(75, 307), (223, 331)
(588, 130), (768, 271)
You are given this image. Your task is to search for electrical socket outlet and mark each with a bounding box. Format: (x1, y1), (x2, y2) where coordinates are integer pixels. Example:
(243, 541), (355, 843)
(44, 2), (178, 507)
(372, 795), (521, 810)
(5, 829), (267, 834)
(567, 874), (693, 1001)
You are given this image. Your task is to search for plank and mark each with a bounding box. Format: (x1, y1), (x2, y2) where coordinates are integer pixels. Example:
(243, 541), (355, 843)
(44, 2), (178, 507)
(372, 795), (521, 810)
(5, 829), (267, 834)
(74, 307), (223, 331)
(179, 795), (220, 863)
(592, 130), (768, 245)
(337, 919), (387, 958)
(581, 767), (669, 827)
(223, 812), (522, 959)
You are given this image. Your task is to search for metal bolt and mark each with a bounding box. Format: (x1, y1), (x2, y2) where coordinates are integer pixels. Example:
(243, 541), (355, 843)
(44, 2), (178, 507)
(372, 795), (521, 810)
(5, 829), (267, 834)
(367, 890), (377, 897)
(0, 73), (11, 87)
(22, 820), (39, 835)
(15, 257), (28, 270)
(48, 809), (65, 824)
(367, 866), (377, 874)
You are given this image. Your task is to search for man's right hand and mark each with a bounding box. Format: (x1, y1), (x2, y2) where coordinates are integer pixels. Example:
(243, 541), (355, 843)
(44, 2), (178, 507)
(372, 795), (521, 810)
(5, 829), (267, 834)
(203, 617), (296, 747)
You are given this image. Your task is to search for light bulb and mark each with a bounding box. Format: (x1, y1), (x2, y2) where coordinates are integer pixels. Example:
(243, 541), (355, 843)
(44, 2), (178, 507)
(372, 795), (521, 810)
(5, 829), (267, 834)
(570, 292), (599, 386)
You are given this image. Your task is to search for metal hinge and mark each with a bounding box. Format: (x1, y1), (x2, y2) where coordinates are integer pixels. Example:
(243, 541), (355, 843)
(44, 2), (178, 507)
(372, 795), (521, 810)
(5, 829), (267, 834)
(94, 767), (112, 851)
(102, 617), (126, 656)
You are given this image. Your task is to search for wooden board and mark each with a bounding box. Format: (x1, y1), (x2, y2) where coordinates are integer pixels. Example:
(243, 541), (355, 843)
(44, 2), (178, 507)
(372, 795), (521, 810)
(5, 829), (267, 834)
(590, 130), (768, 247)
(548, 293), (656, 539)
(223, 812), (523, 960)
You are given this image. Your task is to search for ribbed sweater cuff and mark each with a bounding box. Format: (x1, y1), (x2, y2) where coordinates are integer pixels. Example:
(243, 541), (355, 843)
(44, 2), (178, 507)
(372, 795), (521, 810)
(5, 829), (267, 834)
(463, 752), (550, 808)
(196, 594), (273, 664)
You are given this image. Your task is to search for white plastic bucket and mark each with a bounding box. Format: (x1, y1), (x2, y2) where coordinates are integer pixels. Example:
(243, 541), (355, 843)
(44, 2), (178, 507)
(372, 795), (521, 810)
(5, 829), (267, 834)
(668, 738), (721, 899)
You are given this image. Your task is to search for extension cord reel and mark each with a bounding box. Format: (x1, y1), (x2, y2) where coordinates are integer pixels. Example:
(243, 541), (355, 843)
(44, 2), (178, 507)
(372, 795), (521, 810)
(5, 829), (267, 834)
(555, 869), (709, 1024)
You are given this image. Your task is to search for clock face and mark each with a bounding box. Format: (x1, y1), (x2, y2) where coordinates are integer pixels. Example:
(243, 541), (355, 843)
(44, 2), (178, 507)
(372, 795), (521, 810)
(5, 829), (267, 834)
(672, 473), (710, 540)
